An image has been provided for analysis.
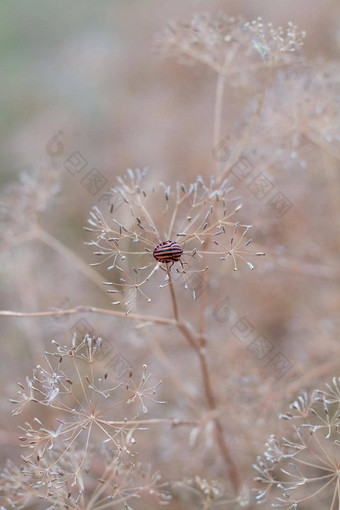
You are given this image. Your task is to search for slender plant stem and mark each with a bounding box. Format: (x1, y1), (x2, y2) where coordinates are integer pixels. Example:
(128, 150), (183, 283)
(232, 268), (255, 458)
(199, 269), (208, 346)
(99, 418), (199, 427)
(213, 73), (226, 172)
(166, 266), (242, 493)
(166, 266), (180, 322)
(0, 306), (174, 326)
(36, 228), (105, 292)
(302, 130), (340, 162)
(175, 42), (277, 77)
(217, 59), (275, 184)
(205, 74), (245, 489)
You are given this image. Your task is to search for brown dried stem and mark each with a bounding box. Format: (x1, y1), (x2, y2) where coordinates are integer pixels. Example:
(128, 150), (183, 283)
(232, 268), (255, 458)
(166, 266), (242, 494)
(0, 306), (174, 326)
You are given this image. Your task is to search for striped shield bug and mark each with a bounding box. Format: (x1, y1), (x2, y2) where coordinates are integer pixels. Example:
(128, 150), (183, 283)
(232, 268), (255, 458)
(153, 240), (183, 264)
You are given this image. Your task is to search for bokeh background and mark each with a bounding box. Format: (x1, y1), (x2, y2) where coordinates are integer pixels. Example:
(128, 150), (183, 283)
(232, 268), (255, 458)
(0, 1), (340, 508)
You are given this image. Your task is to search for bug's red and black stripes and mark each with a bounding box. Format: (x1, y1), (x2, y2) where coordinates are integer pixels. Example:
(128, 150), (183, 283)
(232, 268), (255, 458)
(153, 241), (183, 263)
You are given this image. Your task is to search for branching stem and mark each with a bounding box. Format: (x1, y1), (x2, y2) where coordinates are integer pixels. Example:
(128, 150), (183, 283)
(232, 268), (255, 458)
(0, 306), (174, 326)
(166, 266), (242, 493)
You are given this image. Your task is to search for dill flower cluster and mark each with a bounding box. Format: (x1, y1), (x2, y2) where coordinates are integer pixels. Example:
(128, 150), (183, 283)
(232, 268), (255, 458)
(254, 378), (340, 509)
(249, 62), (340, 167)
(0, 335), (168, 509)
(0, 168), (61, 251)
(85, 169), (264, 312)
(156, 13), (305, 77)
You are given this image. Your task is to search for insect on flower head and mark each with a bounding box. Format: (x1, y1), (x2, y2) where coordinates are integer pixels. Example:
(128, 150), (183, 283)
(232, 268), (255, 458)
(153, 240), (183, 264)
(85, 169), (264, 312)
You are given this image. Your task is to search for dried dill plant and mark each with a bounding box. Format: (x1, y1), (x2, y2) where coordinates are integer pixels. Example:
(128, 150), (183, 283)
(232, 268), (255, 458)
(0, 166), (106, 291)
(0, 335), (169, 509)
(84, 164), (265, 502)
(0, 167), (61, 251)
(156, 14), (305, 76)
(85, 169), (264, 311)
(80, 13), (307, 502)
(254, 378), (340, 508)
(244, 61), (340, 169)
(3, 8), (339, 510)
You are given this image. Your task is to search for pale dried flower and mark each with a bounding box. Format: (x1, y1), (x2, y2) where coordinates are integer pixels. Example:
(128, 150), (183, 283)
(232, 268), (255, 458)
(0, 167), (61, 251)
(85, 169), (264, 311)
(252, 62), (340, 167)
(254, 379), (340, 508)
(1, 335), (167, 509)
(156, 13), (305, 77)
(1, 446), (169, 509)
(244, 18), (306, 60)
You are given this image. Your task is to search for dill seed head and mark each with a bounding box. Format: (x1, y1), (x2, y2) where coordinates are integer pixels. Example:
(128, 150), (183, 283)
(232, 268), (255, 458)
(2, 335), (166, 509)
(85, 169), (262, 311)
(254, 378), (340, 508)
(0, 167), (61, 251)
(156, 13), (305, 78)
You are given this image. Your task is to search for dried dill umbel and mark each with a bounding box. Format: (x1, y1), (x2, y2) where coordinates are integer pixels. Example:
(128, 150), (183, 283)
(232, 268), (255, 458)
(0, 335), (169, 509)
(0, 167), (61, 251)
(254, 379), (340, 509)
(85, 169), (264, 312)
(1, 447), (169, 510)
(155, 13), (306, 98)
(248, 62), (340, 169)
(156, 14), (305, 78)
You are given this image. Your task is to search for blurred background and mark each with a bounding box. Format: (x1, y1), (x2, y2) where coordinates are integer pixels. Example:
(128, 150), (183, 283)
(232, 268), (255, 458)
(0, 1), (340, 508)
